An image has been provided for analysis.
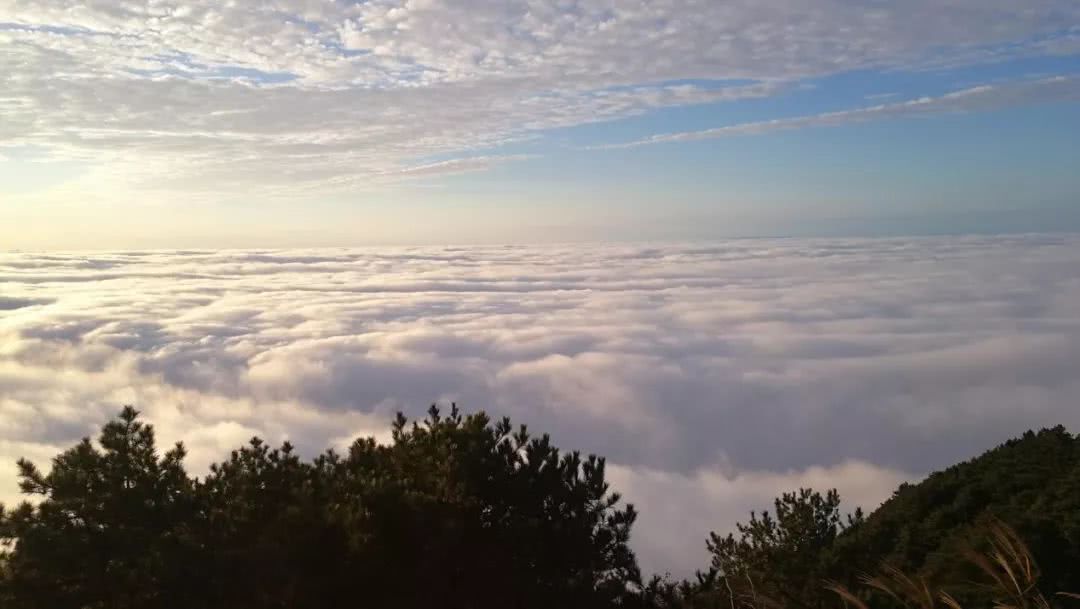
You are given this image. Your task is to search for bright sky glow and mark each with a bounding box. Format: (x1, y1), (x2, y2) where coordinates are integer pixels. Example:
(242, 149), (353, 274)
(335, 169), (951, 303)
(2, 0), (1079, 247)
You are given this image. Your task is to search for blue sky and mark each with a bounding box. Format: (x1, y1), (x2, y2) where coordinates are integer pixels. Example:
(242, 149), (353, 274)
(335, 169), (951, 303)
(1, 1), (1079, 247)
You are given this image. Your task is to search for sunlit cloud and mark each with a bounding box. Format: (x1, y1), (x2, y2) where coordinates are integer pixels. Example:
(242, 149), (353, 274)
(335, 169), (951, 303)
(2, 0), (1078, 196)
(2, 234), (1079, 573)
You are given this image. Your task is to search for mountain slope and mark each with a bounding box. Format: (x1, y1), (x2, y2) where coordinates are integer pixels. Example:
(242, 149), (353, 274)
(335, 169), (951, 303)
(837, 425), (1080, 600)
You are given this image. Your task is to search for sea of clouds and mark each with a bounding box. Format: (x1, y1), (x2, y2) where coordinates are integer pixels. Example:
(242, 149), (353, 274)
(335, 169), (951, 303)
(3, 233), (1080, 575)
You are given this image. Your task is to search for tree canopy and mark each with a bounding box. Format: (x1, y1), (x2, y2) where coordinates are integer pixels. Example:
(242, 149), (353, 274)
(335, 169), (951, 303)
(1, 407), (1077, 609)
(0, 405), (640, 609)
(651, 427), (1080, 609)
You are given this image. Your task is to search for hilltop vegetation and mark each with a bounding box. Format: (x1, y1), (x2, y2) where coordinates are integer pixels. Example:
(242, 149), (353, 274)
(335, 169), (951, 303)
(836, 426), (1080, 600)
(649, 426), (1080, 609)
(1, 406), (1077, 609)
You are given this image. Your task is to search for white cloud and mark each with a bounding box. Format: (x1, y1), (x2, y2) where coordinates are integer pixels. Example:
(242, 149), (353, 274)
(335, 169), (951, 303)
(2, 235), (1080, 574)
(386, 154), (536, 179)
(2, 0), (1078, 195)
(593, 76), (1080, 149)
(608, 460), (913, 577)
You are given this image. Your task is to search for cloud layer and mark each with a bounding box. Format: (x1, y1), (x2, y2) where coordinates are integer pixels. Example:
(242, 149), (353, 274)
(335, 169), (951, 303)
(3, 234), (1080, 574)
(3, 0), (1079, 196)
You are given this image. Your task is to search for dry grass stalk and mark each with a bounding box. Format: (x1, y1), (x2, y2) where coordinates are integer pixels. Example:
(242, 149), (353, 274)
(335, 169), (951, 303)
(826, 517), (1073, 609)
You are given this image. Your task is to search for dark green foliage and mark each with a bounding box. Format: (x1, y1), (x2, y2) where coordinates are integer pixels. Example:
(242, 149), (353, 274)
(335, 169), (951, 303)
(706, 488), (864, 609)
(659, 426), (1080, 609)
(0, 407), (201, 609)
(0, 405), (641, 609)
(635, 570), (729, 609)
(1, 405), (1077, 609)
(832, 426), (1080, 606)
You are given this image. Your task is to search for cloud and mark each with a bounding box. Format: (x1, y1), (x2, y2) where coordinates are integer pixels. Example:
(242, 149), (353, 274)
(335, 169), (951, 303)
(0, 296), (53, 310)
(385, 154), (536, 179)
(593, 76), (1080, 149)
(1, 234), (1080, 575)
(2, 0), (1078, 195)
(608, 460), (913, 577)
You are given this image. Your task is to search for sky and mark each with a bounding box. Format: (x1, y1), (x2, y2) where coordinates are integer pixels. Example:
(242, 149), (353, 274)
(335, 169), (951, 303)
(3, 235), (1080, 575)
(2, 0), (1080, 247)
(3, 0), (1080, 578)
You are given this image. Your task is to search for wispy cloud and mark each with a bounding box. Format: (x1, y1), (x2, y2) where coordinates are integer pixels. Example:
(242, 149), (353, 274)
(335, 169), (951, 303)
(383, 154), (536, 179)
(591, 76), (1080, 149)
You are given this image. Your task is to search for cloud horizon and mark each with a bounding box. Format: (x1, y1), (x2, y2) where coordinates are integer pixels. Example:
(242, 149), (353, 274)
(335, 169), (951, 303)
(3, 234), (1079, 574)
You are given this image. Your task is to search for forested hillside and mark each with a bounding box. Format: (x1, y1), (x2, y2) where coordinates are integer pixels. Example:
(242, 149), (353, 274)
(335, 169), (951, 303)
(837, 426), (1080, 599)
(1, 406), (1077, 609)
(656, 427), (1080, 609)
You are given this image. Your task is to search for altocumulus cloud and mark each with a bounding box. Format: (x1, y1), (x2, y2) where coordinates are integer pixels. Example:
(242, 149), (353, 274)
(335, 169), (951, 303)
(2, 0), (1079, 200)
(2, 234), (1080, 574)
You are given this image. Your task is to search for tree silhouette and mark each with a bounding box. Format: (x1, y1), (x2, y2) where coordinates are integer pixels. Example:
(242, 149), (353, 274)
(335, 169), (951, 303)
(2, 407), (1078, 609)
(0, 406), (201, 608)
(707, 488), (864, 609)
(0, 404), (642, 609)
